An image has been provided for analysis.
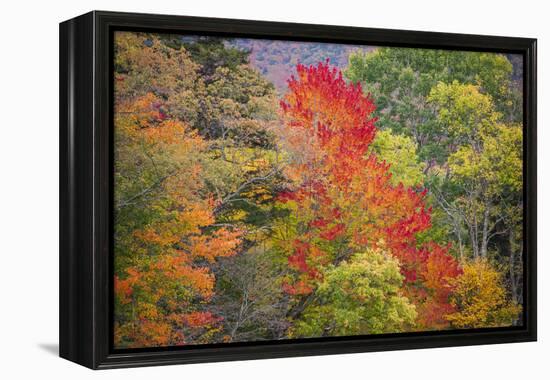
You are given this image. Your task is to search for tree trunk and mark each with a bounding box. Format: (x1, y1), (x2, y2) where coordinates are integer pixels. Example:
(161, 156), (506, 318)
(480, 206), (490, 258)
(453, 218), (464, 260)
(469, 224), (479, 258)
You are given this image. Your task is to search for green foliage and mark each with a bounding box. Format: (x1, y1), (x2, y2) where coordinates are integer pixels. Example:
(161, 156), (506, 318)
(428, 81), (500, 145)
(371, 129), (425, 187)
(182, 37), (250, 79)
(200, 64), (277, 145)
(429, 81), (522, 197)
(428, 81), (522, 260)
(345, 47), (521, 163)
(292, 249), (417, 337)
(447, 123), (523, 195)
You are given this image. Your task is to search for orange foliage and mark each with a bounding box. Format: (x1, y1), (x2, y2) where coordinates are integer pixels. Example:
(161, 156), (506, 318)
(190, 228), (242, 263)
(114, 94), (241, 347)
(184, 312), (223, 328)
(116, 92), (205, 151)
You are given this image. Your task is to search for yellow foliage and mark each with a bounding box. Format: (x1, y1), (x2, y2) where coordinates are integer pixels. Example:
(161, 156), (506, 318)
(446, 259), (521, 328)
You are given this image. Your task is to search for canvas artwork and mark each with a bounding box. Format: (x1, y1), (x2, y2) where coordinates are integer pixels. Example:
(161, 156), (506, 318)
(113, 31), (524, 349)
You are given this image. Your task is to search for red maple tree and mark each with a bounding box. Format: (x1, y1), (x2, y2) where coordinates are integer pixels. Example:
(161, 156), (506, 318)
(278, 62), (461, 327)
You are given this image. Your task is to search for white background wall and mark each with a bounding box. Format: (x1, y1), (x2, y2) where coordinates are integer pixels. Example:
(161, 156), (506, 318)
(0, 0), (546, 378)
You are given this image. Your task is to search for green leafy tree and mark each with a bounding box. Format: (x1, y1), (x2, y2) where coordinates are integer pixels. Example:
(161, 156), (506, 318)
(428, 82), (522, 260)
(370, 129), (425, 187)
(345, 47), (520, 165)
(425, 76), (522, 317)
(292, 249), (417, 337)
(182, 37), (250, 79)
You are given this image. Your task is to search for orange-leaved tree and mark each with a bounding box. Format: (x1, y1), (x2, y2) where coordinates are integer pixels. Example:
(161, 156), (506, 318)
(276, 61), (461, 330)
(114, 93), (241, 347)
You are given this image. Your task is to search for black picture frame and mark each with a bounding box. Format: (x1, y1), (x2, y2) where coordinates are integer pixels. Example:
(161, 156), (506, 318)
(59, 10), (537, 369)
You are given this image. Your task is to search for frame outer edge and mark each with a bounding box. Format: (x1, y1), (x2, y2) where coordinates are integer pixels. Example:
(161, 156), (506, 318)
(527, 38), (537, 341)
(59, 11), (97, 369)
(59, 16), (73, 363)
(58, 10), (538, 370)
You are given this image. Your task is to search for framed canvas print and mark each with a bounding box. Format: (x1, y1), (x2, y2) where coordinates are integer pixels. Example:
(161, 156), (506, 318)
(59, 11), (537, 369)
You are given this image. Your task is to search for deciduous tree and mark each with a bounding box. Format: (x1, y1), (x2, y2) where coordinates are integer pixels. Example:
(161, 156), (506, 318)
(446, 259), (521, 328)
(276, 62), (462, 330)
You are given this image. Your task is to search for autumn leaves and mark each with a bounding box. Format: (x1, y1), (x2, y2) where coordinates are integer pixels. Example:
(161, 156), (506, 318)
(276, 62), (462, 333)
(113, 34), (521, 348)
(114, 90), (242, 347)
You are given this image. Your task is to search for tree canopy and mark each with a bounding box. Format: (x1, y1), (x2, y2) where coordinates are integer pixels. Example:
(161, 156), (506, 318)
(113, 32), (523, 348)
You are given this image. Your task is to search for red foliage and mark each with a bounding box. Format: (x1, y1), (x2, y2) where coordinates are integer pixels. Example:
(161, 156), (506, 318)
(319, 223), (345, 241)
(309, 218), (329, 229)
(288, 240), (310, 272)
